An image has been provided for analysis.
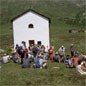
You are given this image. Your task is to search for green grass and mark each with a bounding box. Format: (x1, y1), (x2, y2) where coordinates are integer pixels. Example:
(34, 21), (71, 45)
(0, 0), (86, 53)
(0, 0), (86, 86)
(0, 61), (86, 86)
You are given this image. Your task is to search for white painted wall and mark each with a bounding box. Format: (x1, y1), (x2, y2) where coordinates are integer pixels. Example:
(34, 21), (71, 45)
(13, 11), (50, 50)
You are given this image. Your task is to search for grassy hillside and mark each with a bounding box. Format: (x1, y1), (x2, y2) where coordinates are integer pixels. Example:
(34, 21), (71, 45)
(0, 0), (86, 54)
(0, 61), (86, 86)
(0, 0), (86, 86)
(68, 0), (86, 6)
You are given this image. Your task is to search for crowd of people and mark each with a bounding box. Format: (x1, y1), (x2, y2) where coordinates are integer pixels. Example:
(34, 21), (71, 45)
(1, 41), (86, 74)
(12, 41), (48, 69)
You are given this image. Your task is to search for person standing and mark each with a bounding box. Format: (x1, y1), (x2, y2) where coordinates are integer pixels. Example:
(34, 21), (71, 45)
(58, 45), (66, 62)
(70, 44), (75, 57)
(48, 46), (54, 61)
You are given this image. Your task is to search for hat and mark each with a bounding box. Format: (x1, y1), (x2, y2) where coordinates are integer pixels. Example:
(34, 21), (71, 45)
(84, 55), (86, 58)
(61, 45), (64, 48)
(55, 52), (58, 55)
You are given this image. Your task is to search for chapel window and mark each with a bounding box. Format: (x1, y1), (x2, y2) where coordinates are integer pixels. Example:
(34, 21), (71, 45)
(28, 24), (34, 28)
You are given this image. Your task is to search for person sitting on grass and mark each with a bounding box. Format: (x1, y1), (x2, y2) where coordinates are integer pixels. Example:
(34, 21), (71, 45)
(33, 53), (47, 69)
(2, 54), (11, 63)
(64, 55), (73, 68)
(28, 51), (34, 63)
(42, 52), (48, 60)
(39, 53), (48, 69)
(33, 56), (40, 68)
(71, 54), (79, 67)
(76, 58), (86, 75)
(53, 52), (60, 63)
(22, 54), (30, 68)
(13, 53), (19, 63)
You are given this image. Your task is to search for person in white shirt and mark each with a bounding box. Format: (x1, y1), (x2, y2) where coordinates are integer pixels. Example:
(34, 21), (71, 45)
(76, 59), (86, 75)
(58, 45), (66, 62)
